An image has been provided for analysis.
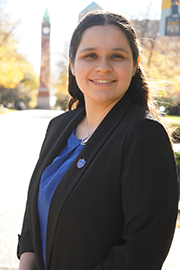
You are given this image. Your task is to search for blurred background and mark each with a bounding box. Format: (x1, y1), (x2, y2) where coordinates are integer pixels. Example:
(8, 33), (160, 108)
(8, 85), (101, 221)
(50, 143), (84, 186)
(1, 0), (179, 112)
(1, 0), (180, 123)
(0, 0), (180, 269)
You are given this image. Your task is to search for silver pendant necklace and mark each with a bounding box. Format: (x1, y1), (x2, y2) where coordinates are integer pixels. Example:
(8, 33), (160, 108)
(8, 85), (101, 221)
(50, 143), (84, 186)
(81, 118), (91, 146)
(81, 135), (91, 145)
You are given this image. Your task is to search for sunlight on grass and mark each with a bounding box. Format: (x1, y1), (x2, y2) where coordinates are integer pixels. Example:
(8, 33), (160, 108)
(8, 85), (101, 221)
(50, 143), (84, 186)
(0, 108), (16, 114)
(164, 116), (180, 125)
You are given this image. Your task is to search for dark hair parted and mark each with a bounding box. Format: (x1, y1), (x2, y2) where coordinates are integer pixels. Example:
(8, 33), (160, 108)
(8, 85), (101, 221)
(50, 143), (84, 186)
(68, 10), (149, 111)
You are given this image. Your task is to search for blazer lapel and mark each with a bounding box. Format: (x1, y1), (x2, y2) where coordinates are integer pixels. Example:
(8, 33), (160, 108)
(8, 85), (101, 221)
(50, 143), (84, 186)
(46, 92), (134, 269)
(39, 107), (86, 171)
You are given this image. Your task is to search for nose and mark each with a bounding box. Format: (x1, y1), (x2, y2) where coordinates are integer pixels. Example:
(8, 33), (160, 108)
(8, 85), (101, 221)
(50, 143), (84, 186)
(95, 57), (112, 74)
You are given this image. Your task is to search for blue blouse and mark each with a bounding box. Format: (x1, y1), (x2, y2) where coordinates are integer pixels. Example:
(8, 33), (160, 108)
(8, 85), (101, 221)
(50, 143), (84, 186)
(38, 130), (84, 266)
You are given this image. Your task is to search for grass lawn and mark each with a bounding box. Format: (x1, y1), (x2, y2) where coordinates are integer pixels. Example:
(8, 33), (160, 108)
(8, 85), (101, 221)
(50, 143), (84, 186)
(0, 108), (16, 114)
(164, 115), (180, 125)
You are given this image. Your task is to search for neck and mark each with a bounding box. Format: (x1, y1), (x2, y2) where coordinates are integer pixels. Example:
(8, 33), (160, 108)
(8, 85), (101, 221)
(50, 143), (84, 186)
(85, 99), (119, 134)
(75, 98), (120, 142)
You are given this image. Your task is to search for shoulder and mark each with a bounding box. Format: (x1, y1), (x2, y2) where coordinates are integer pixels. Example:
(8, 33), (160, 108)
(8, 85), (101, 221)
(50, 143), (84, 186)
(126, 104), (167, 139)
(121, 103), (169, 144)
(130, 115), (169, 144)
(46, 107), (85, 134)
(50, 107), (83, 127)
(38, 107), (85, 154)
(123, 114), (173, 164)
(119, 103), (172, 155)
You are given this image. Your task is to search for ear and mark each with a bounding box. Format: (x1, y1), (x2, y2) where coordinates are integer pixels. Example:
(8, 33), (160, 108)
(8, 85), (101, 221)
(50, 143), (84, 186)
(69, 56), (75, 76)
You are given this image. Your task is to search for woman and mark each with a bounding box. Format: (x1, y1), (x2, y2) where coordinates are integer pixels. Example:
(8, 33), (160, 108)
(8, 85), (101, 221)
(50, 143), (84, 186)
(17, 11), (178, 270)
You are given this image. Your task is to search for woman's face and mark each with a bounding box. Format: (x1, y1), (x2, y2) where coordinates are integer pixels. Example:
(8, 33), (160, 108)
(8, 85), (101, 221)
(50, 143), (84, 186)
(70, 24), (137, 107)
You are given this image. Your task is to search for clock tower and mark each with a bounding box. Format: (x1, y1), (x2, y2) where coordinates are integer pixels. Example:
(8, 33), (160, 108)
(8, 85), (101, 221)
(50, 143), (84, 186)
(37, 9), (50, 109)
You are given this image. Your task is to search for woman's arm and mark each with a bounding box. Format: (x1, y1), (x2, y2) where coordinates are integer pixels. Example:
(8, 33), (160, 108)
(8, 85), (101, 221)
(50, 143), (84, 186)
(94, 119), (178, 270)
(18, 252), (37, 270)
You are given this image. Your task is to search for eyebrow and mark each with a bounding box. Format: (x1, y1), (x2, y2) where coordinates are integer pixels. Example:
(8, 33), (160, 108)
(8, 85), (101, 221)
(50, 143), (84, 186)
(79, 47), (130, 54)
(112, 47), (130, 54)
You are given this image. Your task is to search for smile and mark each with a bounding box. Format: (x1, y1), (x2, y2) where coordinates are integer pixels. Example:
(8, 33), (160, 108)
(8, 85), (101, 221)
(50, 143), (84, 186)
(91, 80), (116, 84)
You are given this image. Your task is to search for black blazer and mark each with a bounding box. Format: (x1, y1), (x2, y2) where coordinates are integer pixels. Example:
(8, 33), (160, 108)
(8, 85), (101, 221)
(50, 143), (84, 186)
(17, 92), (178, 270)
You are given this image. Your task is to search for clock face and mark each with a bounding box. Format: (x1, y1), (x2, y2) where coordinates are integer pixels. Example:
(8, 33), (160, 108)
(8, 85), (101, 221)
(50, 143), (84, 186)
(42, 26), (50, 35)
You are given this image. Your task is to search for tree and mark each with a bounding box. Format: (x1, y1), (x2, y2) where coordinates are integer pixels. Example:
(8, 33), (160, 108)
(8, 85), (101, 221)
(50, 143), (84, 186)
(140, 36), (180, 97)
(133, 17), (180, 113)
(0, 0), (39, 108)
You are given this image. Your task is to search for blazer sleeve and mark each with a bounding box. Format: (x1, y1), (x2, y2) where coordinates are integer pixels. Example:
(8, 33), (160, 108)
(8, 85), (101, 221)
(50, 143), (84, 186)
(17, 203), (34, 259)
(94, 119), (178, 270)
(17, 118), (54, 259)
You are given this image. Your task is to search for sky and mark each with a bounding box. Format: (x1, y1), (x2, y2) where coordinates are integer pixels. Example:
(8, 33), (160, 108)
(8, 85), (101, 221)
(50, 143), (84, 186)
(4, 0), (163, 75)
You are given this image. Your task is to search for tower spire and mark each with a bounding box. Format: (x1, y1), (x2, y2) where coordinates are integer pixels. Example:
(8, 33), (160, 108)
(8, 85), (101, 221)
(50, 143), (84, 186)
(37, 9), (51, 109)
(43, 9), (50, 23)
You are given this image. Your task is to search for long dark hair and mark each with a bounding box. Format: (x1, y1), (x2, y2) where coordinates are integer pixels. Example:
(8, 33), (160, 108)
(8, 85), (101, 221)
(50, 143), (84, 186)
(68, 10), (149, 111)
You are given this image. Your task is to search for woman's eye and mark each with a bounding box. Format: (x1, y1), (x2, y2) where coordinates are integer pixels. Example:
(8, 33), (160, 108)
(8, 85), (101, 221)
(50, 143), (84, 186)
(112, 54), (123, 59)
(85, 53), (97, 58)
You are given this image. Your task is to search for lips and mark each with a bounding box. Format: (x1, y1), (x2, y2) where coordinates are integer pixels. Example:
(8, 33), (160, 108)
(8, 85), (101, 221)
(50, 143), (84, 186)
(90, 79), (116, 84)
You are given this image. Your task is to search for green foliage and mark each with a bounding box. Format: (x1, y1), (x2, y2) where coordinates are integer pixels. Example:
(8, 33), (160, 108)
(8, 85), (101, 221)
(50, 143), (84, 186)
(0, 69), (39, 108)
(165, 115), (180, 143)
(174, 151), (180, 171)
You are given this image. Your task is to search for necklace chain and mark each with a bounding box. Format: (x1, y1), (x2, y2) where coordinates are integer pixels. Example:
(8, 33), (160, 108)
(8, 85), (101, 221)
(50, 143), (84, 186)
(86, 117), (90, 137)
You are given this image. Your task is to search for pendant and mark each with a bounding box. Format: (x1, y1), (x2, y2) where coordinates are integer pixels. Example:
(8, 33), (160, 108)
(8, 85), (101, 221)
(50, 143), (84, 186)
(77, 159), (86, 168)
(81, 135), (90, 145)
